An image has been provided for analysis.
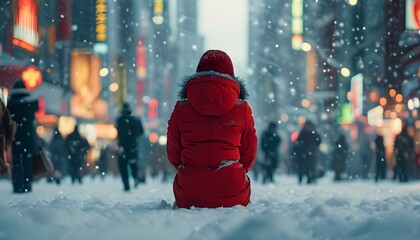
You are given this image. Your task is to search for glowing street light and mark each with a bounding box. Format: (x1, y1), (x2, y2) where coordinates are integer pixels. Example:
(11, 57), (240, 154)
(301, 42), (312, 52)
(340, 67), (351, 77)
(109, 82), (119, 92)
(347, 0), (358, 6)
(99, 67), (109, 77)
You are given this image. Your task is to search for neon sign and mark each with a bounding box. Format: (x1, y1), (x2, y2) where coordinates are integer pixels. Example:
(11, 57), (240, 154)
(96, 0), (107, 42)
(12, 0), (39, 52)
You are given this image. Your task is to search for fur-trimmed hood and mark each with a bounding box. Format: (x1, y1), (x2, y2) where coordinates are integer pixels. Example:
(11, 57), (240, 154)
(177, 71), (249, 117)
(178, 70), (248, 100)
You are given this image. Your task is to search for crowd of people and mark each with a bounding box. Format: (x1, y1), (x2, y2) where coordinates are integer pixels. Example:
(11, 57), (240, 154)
(255, 119), (419, 185)
(0, 79), (150, 193)
(0, 50), (418, 209)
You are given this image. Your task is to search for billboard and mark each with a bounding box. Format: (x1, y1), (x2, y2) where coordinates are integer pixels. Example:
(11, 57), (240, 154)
(70, 50), (107, 119)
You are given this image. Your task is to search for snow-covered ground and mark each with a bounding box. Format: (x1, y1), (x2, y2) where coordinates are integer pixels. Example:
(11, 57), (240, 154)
(1, 173), (420, 240)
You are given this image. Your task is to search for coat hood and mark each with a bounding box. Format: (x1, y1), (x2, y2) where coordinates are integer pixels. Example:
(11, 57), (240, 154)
(178, 71), (248, 117)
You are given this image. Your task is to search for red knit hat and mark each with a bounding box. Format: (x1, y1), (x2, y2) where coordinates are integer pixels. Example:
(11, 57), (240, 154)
(196, 50), (235, 78)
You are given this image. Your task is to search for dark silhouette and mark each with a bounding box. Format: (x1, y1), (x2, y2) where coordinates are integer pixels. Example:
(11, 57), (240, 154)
(96, 143), (110, 179)
(374, 134), (387, 182)
(331, 133), (348, 181)
(48, 127), (69, 184)
(116, 103), (144, 191)
(295, 121), (321, 184)
(260, 121), (281, 183)
(65, 125), (90, 184)
(7, 80), (39, 193)
(357, 128), (375, 179)
(393, 125), (415, 182)
(0, 97), (16, 176)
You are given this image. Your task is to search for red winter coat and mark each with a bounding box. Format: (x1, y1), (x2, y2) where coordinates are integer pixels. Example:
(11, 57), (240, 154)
(167, 71), (257, 208)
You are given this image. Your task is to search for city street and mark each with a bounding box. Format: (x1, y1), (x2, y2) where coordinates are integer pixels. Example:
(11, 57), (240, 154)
(1, 174), (420, 240)
(0, 0), (419, 239)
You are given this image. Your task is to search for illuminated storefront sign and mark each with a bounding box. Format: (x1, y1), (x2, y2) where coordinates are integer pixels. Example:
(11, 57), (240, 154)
(350, 73), (363, 118)
(339, 103), (353, 124)
(291, 0), (303, 50)
(152, 0), (164, 24)
(12, 0), (39, 52)
(367, 105), (384, 127)
(96, 0), (107, 42)
(70, 50), (107, 119)
(136, 39), (147, 79)
(406, 0), (420, 30)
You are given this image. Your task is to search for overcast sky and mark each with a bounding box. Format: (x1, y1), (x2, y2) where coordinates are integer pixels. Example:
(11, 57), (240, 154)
(198, 0), (248, 76)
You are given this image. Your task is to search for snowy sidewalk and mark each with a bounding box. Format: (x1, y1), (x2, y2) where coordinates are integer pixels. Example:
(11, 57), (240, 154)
(1, 175), (420, 240)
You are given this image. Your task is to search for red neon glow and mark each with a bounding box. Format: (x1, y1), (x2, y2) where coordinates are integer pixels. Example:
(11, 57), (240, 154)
(136, 39), (147, 78)
(148, 98), (158, 119)
(290, 131), (299, 142)
(414, 0), (420, 28)
(12, 0), (39, 52)
(35, 97), (45, 118)
(21, 65), (42, 90)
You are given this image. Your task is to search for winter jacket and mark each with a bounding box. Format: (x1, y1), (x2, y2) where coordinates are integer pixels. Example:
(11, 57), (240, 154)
(394, 127), (415, 168)
(167, 70), (257, 208)
(65, 128), (90, 168)
(0, 98), (15, 162)
(7, 88), (39, 157)
(260, 124), (281, 167)
(331, 135), (348, 174)
(375, 135), (386, 168)
(116, 107), (144, 161)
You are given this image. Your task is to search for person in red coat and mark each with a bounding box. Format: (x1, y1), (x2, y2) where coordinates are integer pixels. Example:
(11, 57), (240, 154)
(167, 49), (257, 208)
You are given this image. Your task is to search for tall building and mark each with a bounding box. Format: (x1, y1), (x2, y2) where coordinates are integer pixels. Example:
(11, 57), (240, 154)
(176, 0), (204, 88)
(248, 0), (308, 133)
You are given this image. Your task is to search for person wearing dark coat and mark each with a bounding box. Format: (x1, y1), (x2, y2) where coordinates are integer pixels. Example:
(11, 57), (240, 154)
(167, 49), (257, 208)
(393, 125), (415, 182)
(116, 103), (144, 191)
(0, 97), (16, 176)
(295, 120), (321, 184)
(7, 79), (39, 193)
(374, 134), (387, 182)
(331, 133), (348, 181)
(48, 127), (69, 184)
(65, 125), (90, 184)
(260, 121), (281, 183)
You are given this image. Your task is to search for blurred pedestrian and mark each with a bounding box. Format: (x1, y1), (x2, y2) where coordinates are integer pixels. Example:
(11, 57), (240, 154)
(167, 49), (257, 208)
(116, 102), (144, 191)
(260, 121), (281, 183)
(295, 120), (321, 184)
(65, 125), (90, 184)
(360, 136), (373, 179)
(48, 127), (68, 185)
(7, 79), (39, 193)
(374, 134), (387, 182)
(331, 133), (348, 181)
(0, 97), (16, 177)
(96, 142), (110, 179)
(393, 124), (415, 182)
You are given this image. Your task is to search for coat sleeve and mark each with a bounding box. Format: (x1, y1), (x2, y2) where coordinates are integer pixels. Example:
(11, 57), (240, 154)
(240, 102), (257, 172)
(166, 103), (183, 169)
